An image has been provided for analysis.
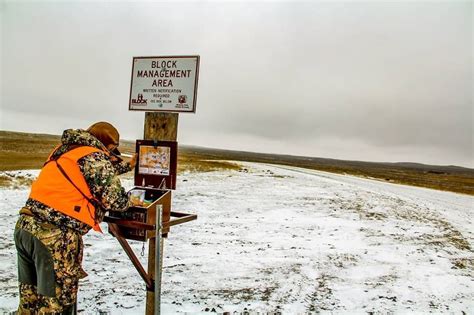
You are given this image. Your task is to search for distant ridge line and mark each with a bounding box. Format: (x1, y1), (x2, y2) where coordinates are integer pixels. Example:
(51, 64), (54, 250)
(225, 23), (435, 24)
(182, 144), (473, 172)
(1, 130), (472, 171)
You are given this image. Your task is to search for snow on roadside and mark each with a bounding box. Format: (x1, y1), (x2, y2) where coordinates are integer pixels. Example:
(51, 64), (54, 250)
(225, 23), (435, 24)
(0, 163), (473, 314)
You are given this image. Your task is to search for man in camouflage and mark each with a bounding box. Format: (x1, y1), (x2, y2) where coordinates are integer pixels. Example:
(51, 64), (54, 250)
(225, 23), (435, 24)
(14, 122), (136, 314)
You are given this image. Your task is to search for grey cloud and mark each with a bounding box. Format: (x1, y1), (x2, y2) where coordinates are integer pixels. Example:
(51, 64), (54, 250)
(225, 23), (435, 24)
(1, 1), (472, 166)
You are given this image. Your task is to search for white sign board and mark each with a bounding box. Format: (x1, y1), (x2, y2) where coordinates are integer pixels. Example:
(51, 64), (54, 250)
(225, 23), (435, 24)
(129, 56), (199, 113)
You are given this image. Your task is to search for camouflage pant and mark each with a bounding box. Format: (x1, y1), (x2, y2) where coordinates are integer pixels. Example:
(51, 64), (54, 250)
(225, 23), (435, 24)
(14, 215), (87, 314)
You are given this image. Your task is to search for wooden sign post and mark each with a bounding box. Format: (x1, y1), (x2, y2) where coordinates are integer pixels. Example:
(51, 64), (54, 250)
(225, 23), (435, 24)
(144, 112), (178, 315)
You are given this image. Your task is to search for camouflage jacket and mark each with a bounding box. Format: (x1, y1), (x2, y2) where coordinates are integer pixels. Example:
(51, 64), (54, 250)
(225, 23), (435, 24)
(23, 129), (131, 235)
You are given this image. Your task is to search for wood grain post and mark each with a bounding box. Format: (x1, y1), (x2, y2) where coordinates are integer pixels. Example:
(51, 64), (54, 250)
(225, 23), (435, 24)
(144, 112), (178, 315)
(144, 112), (179, 141)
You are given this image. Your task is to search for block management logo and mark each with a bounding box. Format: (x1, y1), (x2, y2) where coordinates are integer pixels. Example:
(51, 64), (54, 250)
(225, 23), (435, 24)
(131, 93), (147, 105)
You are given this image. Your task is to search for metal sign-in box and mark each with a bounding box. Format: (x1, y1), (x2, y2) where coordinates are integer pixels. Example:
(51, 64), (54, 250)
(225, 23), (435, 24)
(109, 187), (171, 241)
(106, 140), (195, 242)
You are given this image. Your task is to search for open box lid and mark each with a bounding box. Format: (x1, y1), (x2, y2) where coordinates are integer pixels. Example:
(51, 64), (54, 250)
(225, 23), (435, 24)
(134, 139), (178, 189)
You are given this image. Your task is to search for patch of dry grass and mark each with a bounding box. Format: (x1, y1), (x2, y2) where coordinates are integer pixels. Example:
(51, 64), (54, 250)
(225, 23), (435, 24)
(451, 258), (474, 271)
(178, 155), (242, 173)
(0, 172), (36, 189)
(0, 131), (60, 171)
(0, 131), (242, 176)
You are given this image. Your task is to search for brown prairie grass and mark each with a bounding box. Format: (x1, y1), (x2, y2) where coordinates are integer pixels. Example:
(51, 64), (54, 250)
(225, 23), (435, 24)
(0, 131), (242, 188)
(0, 131), (60, 171)
(1, 131), (473, 195)
(178, 155), (241, 173)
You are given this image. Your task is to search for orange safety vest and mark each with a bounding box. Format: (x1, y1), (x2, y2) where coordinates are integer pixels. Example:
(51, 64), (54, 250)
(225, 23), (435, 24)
(29, 146), (108, 232)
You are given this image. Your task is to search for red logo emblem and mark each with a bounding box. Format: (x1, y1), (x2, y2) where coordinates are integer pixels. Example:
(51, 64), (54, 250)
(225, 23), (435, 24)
(178, 95), (187, 104)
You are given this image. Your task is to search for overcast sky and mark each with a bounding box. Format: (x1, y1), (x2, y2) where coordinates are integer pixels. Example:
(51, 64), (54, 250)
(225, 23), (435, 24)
(1, 0), (472, 167)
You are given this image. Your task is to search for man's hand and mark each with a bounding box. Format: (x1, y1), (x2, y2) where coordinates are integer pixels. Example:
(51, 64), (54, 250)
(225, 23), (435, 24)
(129, 153), (138, 169)
(109, 155), (122, 164)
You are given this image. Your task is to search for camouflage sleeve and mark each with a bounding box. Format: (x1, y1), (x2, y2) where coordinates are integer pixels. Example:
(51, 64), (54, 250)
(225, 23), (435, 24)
(113, 160), (132, 175)
(78, 152), (129, 213)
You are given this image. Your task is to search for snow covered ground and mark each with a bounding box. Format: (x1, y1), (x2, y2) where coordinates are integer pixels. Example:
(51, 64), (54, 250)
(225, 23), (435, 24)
(0, 163), (473, 314)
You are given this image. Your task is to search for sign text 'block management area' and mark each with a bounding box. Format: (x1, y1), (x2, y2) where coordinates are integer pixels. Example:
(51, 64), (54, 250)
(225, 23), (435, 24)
(129, 56), (200, 113)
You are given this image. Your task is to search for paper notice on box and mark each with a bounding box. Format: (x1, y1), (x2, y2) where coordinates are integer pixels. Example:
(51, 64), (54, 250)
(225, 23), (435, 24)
(138, 145), (171, 176)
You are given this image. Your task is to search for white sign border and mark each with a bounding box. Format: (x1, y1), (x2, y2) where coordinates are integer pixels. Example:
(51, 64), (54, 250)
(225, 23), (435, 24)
(128, 55), (200, 113)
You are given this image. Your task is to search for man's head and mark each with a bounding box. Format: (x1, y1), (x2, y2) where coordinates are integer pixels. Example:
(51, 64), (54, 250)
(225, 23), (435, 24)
(86, 121), (121, 155)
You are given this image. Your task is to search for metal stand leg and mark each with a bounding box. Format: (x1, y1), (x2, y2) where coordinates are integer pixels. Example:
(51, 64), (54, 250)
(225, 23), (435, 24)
(154, 205), (163, 315)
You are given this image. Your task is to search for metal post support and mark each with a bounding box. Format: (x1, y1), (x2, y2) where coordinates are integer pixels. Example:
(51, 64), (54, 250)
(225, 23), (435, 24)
(154, 204), (163, 315)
